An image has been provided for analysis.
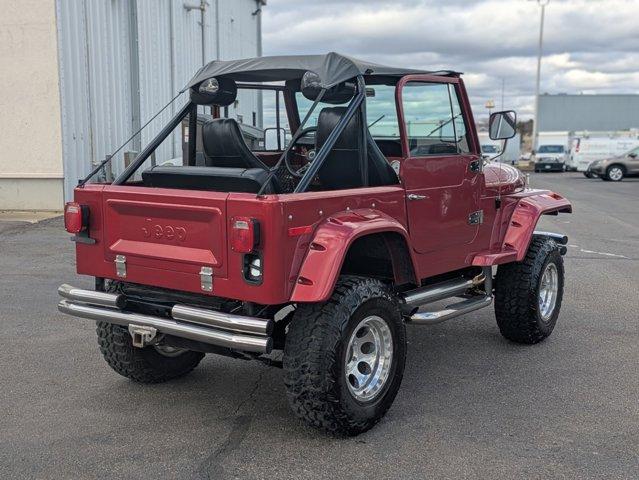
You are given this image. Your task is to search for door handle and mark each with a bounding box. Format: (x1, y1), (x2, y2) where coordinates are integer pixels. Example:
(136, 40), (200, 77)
(407, 194), (426, 201)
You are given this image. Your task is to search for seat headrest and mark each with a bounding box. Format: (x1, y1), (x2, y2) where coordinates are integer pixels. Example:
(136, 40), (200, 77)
(201, 118), (267, 170)
(316, 107), (361, 150)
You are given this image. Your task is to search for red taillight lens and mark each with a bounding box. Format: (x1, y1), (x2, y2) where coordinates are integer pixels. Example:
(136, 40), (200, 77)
(64, 202), (85, 234)
(231, 217), (259, 253)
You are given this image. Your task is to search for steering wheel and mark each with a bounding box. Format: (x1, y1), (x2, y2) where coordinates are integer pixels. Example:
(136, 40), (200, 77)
(284, 126), (318, 178)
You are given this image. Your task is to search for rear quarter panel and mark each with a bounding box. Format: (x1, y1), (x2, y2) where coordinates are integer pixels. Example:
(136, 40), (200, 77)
(72, 185), (409, 305)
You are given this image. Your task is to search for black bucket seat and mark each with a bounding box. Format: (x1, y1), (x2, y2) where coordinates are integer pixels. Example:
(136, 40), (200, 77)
(315, 107), (399, 190)
(143, 118), (277, 193)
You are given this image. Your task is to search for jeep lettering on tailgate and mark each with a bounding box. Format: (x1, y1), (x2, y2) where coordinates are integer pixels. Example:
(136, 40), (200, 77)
(142, 221), (187, 242)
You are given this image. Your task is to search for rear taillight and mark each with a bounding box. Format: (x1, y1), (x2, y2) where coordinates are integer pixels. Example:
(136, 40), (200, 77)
(231, 217), (260, 253)
(64, 202), (87, 233)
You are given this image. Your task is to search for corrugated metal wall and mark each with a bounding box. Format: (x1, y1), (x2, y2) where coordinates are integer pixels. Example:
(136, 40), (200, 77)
(56, 0), (261, 200)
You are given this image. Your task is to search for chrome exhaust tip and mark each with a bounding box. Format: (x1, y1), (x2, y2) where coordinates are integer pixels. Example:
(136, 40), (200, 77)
(58, 284), (122, 309)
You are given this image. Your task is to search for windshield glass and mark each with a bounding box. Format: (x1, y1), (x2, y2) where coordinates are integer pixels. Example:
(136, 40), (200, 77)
(295, 84), (400, 138)
(538, 145), (564, 153)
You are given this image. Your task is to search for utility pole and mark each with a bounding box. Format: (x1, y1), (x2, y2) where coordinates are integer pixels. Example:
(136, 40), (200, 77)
(531, 0), (549, 151)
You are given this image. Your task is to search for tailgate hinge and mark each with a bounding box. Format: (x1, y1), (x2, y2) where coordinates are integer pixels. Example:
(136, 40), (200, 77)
(115, 255), (127, 278)
(200, 266), (213, 292)
(468, 210), (484, 225)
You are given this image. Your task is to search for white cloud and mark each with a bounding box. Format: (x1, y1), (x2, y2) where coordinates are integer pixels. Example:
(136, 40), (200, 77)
(263, 0), (639, 119)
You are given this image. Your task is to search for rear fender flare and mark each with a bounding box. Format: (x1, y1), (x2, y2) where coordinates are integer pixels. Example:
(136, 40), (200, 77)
(290, 209), (418, 303)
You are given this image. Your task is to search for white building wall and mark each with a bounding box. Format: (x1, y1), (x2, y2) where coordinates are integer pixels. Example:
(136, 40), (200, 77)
(0, 0), (64, 210)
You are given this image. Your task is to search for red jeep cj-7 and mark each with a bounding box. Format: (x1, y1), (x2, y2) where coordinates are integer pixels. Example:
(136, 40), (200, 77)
(59, 53), (571, 435)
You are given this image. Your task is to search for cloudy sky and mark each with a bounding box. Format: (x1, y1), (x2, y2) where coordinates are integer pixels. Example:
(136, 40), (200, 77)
(262, 0), (639, 120)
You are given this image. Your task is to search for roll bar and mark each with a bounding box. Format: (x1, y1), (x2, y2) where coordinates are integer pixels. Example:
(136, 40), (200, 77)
(104, 75), (369, 192)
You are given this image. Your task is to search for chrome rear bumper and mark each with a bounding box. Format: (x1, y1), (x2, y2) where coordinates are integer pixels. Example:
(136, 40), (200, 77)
(57, 284), (272, 353)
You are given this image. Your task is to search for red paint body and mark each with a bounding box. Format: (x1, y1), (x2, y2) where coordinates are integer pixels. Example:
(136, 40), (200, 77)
(71, 76), (571, 304)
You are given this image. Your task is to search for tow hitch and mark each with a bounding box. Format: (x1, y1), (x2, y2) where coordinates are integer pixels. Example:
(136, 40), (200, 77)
(128, 325), (158, 348)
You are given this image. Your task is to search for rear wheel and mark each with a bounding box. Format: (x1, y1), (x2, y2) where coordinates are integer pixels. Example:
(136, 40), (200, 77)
(96, 322), (205, 383)
(494, 236), (564, 344)
(605, 165), (625, 181)
(283, 276), (406, 436)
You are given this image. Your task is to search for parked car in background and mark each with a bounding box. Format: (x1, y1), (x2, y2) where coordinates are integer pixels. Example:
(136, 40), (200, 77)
(481, 143), (500, 160)
(568, 136), (639, 174)
(533, 144), (567, 172)
(586, 146), (639, 181)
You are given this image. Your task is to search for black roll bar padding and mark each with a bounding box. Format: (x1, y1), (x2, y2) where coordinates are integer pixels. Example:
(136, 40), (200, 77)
(188, 103), (198, 166)
(357, 76), (368, 186)
(113, 102), (193, 185)
(293, 75), (366, 193)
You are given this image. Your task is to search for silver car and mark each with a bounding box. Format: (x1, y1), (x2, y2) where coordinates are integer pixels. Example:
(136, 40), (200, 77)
(587, 146), (639, 181)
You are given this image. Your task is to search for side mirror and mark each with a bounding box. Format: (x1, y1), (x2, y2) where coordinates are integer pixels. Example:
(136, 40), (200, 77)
(264, 127), (287, 151)
(629, 152), (637, 158)
(489, 110), (517, 140)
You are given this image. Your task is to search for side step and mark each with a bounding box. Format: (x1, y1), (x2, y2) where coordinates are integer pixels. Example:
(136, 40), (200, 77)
(400, 267), (493, 325)
(409, 295), (492, 325)
(57, 285), (272, 354)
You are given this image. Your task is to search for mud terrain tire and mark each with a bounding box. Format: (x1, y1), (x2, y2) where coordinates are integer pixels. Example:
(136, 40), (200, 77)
(283, 276), (406, 436)
(96, 322), (205, 383)
(494, 236), (564, 344)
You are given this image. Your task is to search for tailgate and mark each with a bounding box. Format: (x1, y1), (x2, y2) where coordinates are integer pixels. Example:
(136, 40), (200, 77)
(102, 186), (229, 279)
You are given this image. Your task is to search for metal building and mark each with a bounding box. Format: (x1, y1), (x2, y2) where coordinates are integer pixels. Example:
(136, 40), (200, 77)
(0, 0), (265, 210)
(538, 94), (639, 133)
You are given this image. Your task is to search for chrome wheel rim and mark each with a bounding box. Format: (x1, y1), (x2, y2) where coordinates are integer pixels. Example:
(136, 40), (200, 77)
(609, 167), (623, 181)
(154, 344), (187, 357)
(345, 315), (393, 402)
(538, 262), (559, 321)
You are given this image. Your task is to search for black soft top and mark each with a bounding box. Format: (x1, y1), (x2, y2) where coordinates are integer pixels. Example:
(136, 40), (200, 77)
(186, 52), (458, 90)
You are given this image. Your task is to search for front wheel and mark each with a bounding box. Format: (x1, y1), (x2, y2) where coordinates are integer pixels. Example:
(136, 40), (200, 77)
(605, 165), (625, 181)
(283, 276), (406, 436)
(494, 236), (564, 344)
(583, 172), (594, 178)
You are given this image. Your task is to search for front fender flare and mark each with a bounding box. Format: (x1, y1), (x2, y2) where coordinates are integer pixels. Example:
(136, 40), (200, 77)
(290, 209), (417, 303)
(473, 191), (572, 266)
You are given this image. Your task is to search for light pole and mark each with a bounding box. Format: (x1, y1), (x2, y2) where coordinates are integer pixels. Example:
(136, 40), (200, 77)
(530, 0), (549, 151)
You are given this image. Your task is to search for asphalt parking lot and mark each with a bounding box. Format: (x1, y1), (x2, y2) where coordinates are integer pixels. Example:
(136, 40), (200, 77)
(1, 172), (637, 480)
